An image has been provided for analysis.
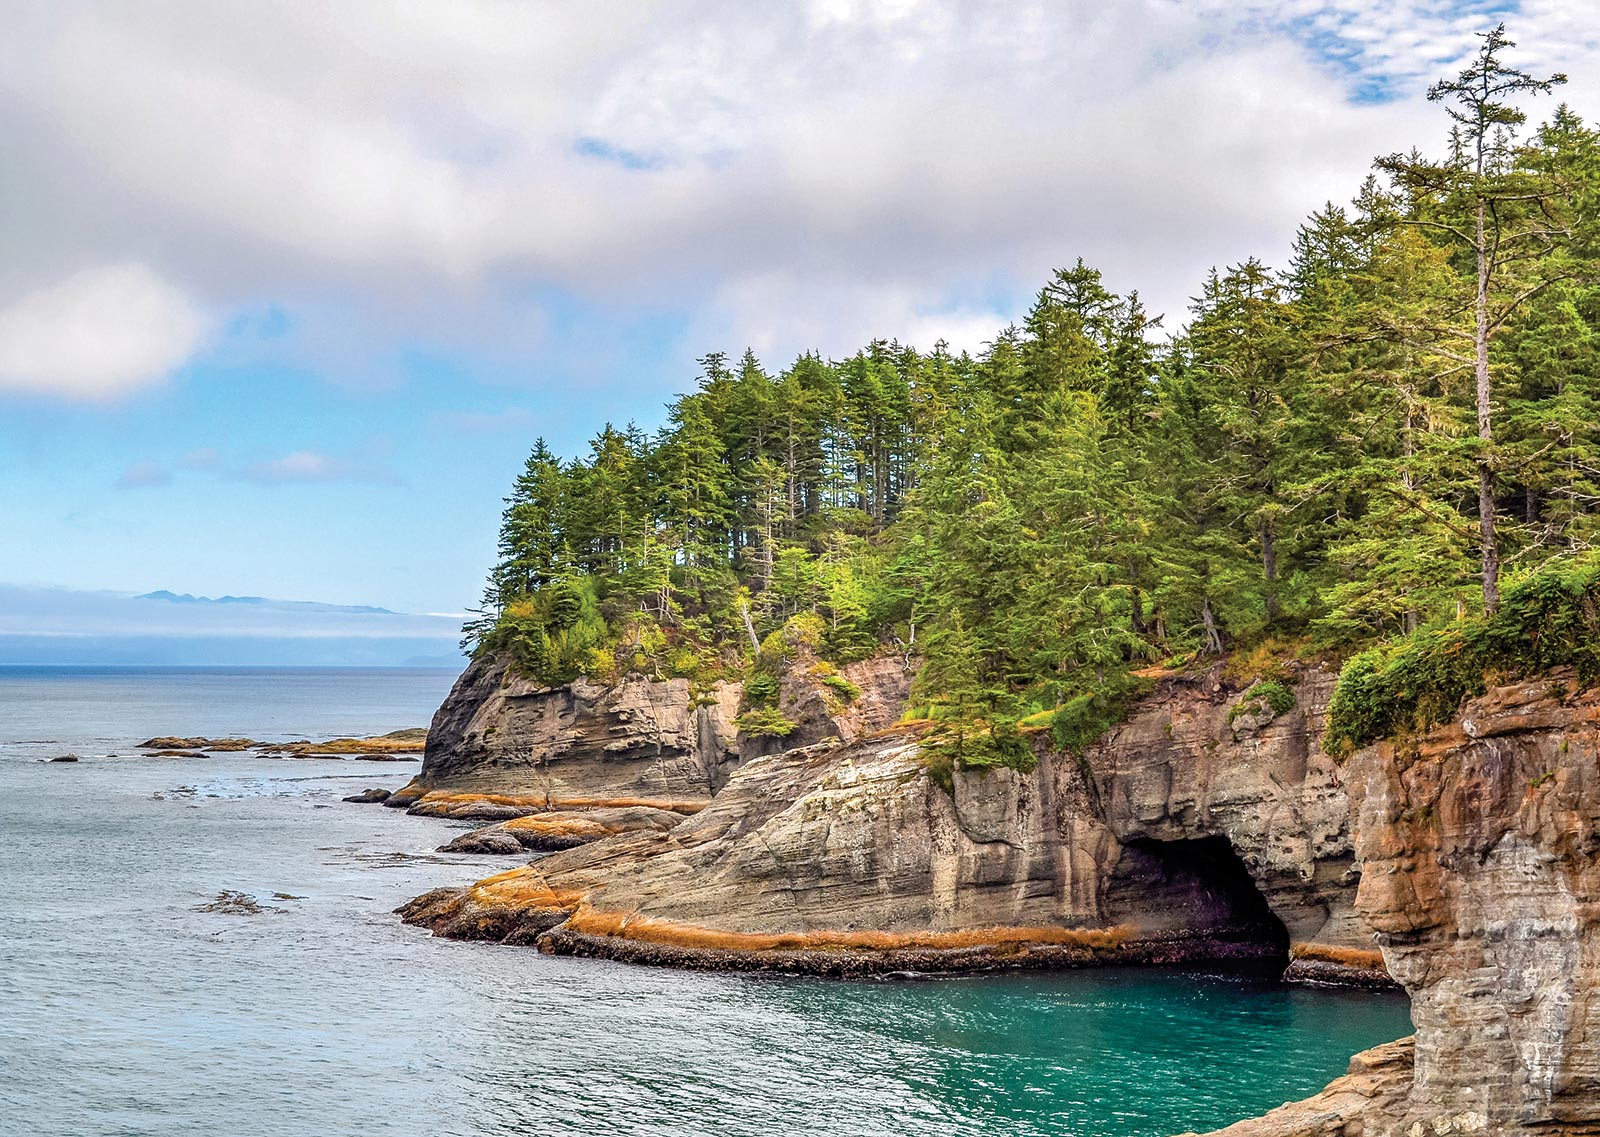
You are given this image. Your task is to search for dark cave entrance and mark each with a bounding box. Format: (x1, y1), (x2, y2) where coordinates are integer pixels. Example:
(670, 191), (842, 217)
(1104, 836), (1290, 966)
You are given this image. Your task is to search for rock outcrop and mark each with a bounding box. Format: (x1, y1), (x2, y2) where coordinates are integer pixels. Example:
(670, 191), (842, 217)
(414, 651), (912, 809)
(401, 665), (1383, 983)
(397, 648), (1600, 1134)
(435, 805), (686, 854)
(1344, 671), (1600, 1136)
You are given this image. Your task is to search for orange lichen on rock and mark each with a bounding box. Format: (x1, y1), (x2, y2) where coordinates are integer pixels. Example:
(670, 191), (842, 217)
(466, 865), (589, 911)
(410, 790), (708, 816)
(1289, 942), (1387, 971)
(560, 905), (1133, 954)
(501, 814), (613, 840)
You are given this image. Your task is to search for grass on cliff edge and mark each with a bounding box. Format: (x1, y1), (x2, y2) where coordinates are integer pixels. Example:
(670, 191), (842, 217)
(1325, 556), (1600, 756)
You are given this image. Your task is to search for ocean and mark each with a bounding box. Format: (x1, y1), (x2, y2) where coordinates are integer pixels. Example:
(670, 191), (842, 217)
(0, 667), (1412, 1137)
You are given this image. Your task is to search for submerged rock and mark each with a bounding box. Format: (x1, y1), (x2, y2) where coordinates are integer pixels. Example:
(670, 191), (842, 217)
(382, 779), (428, 809)
(138, 729), (428, 759)
(47, 754), (80, 763)
(141, 736), (258, 751)
(342, 788), (392, 804)
(194, 890), (278, 915)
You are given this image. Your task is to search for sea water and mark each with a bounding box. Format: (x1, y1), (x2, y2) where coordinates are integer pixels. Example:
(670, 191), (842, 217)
(0, 667), (1412, 1137)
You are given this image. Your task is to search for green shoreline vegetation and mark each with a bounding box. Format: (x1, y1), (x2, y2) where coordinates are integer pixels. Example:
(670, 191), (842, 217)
(469, 27), (1600, 775)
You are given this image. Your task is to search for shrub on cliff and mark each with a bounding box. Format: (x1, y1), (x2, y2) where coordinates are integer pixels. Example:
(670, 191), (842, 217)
(1326, 556), (1600, 754)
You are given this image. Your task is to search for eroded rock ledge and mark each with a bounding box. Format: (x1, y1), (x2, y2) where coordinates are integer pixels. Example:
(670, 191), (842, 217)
(399, 662), (1381, 983)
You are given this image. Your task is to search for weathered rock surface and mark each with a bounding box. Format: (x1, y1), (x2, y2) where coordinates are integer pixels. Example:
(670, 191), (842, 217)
(1346, 671), (1600, 1136)
(342, 787), (392, 804)
(401, 666), (1381, 981)
(138, 730), (428, 757)
(1177, 1037), (1416, 1137)
(1093, 667), (1373, 974)
(435, 805), (686, 853)
(141, 736), (258, 751)
(416, 651), (911, 808)
(398, 651), (1600, 1134)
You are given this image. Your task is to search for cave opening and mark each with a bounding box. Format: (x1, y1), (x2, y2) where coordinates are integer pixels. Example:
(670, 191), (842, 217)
(1104, 835), (1291, 966)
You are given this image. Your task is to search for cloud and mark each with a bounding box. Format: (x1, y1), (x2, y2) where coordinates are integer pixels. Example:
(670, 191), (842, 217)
(240, 449), (398, 486)
(178, 447), (222, 471)
(432, 407), (536, 434)
(114, 459), (172, 489)
(1, 1), (1594, 388)
(0, 264), (208, 399)
(112, 445), (397, 488)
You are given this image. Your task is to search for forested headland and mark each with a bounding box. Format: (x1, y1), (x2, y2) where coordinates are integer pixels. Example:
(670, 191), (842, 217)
(468, 27), (1600, 772)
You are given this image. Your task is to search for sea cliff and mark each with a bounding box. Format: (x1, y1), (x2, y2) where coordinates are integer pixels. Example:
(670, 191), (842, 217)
(392, 651), (1600, 1134)
(398, 654), (1377, 982)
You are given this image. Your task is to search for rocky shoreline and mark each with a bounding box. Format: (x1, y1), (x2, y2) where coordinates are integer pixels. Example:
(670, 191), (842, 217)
(344, 650), (1600, 1134)
(138, 728), (428, 761)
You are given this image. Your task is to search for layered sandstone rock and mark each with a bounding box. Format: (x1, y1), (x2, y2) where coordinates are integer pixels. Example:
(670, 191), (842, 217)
(1179, 671), (1600, 1137)
(401, 666), (1383, 982)
(1345, 671), (1600, 1136)
(400, 649), (1600, 1134)
(1093, 667), (1371, 975)
(416, 653), (741, 805)
(435, 805), (686, 854)
(415, 652), (912, 809)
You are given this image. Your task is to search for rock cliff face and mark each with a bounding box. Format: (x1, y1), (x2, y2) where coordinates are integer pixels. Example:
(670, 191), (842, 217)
(397, 650), (1600, 1134)
(414, 651), (915, 808)
(401, 663), (1382, 982)
(1344, 671), (1600, 1136)
(415, 652), (742, 806)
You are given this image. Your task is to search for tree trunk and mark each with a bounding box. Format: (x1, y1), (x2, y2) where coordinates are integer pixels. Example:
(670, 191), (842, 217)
(1474, 195), (1500, 614)
(1261, 522), (1280, 623)
(1201, 597), (1226, 656)
(739, 601), (761, 655)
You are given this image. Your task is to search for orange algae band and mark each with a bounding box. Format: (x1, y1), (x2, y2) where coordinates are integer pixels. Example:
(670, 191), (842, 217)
(415, 790), (707, 814)
(1289, 943), (1388, 970)
(563, 907), (1133, 954)
(468, 866), (588, 910)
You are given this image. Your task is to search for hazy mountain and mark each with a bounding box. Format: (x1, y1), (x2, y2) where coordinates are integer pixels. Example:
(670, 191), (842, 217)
(0, 585), (466, 667)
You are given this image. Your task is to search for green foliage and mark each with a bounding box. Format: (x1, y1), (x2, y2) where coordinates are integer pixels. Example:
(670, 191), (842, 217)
(734, 706), (799, 738)
(821, 673), (861, 702)
(462, 44), (1600, 770)
(1049, 677), (1155, 755)
(922, 716), (1037, 777)
(1227, 679), (1298, 725)
(1326, 556), (1600, 754)
(743, 670), (781, 705)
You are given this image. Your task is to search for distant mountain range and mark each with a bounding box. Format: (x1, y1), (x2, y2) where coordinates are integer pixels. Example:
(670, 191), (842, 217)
(0, 585), (467, 667)
(136, 590), (396, 615)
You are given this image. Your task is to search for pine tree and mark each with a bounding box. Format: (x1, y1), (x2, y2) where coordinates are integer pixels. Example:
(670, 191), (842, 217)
(1378, 23), (1567, 611)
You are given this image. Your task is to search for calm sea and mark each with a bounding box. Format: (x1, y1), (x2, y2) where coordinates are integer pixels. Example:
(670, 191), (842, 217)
(0, 667), (1412, 1137)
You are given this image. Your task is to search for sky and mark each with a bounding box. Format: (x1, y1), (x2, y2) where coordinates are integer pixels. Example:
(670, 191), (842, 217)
(3, 0), (1599, 639)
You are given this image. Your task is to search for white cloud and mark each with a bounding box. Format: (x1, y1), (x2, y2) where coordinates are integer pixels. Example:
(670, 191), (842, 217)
(1, 1), (1594, 384)
(0, 264), (207, 399)
(241, 449), (398, 486)
(432, 407), (536, 433)
(114, 460), (172, 489)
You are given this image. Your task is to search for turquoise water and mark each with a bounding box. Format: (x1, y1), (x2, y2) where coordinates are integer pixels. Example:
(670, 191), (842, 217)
(0, 667), (1411, 1137)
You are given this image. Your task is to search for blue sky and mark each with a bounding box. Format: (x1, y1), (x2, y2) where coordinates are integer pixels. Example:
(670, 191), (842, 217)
(2, 0), (1595, 632)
